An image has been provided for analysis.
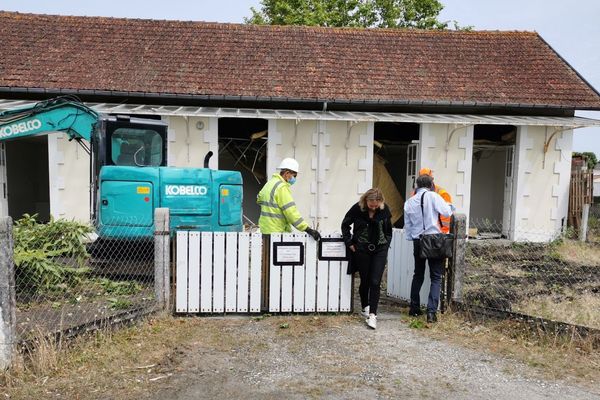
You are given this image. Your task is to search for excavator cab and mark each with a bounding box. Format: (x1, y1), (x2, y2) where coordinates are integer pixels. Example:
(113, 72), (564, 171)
(92, 115), (167, 171)
(90, 116), (168, 229)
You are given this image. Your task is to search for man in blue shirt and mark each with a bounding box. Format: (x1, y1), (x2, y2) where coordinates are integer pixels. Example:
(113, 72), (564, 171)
(404, 174), (453, 323)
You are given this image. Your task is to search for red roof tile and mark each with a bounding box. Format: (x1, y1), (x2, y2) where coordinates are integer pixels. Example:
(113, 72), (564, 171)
(1, 11), (599, 110)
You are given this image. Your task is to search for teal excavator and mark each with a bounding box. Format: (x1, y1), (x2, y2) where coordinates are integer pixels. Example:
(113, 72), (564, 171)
(0, 97), (243, 239)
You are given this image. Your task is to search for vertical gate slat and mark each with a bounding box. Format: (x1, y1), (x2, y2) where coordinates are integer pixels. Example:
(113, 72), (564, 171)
(200, 232), (213, 313)
(316, 257), (329, 312)
(212, 232), (225, 313)
(293, 233), (307, 312)
(402, 230), (412, 300)
(249, 233), (262, 313)
(188, 232), (201, 313)
(237, 233), (250, 313)
(269, 233), (282, 312)
(304, 234), (318, 312)
(397, 230), (405, 297)
(339, 259), (352, 312)
(225, 232), (238, 313)
(387, 229), (398, 297)
(175, 231), (189, 313)
(280, 233), (294, 312)
(328, 260), (341, 311)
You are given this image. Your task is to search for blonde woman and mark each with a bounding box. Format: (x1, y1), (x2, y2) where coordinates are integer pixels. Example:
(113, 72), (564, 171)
(341, 188), (392, 329)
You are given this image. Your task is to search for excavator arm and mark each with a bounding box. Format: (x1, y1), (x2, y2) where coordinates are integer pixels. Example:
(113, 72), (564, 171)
(0, 96), (98, 153)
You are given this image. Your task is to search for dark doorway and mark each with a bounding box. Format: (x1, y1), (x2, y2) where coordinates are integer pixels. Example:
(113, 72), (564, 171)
(6, 135), (50, 222)
(373, 122), (420, 228)
(218, 118), (268, 228)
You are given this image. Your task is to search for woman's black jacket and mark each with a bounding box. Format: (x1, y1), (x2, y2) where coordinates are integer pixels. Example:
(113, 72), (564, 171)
(341, 203), (393, 254)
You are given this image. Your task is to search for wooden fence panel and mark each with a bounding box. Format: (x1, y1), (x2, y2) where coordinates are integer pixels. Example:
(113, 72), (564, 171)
(249, 233), (262, 312)
(237, 233), (250, 313)
(175, 231), (188, 313)
(225, 233), (238, 313)
(200, 232), (213, 313)
(187, 232), (200, 313)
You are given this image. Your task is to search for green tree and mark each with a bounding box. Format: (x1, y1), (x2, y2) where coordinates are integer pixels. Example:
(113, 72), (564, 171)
(245, 0), (460, 29)
(573, 151), (598, 170)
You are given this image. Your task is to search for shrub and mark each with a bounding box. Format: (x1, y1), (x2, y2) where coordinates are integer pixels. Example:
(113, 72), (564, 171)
(13, 214), (94, 295)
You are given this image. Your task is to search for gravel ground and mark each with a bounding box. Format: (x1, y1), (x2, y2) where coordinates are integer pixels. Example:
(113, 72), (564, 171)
(144, 305), (600, 400)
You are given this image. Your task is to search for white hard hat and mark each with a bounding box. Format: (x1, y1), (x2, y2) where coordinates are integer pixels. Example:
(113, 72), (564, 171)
(277, 158), (299, 173)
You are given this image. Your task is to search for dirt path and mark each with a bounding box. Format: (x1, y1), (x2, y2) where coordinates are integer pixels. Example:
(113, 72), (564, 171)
(143, 306), (600, 400)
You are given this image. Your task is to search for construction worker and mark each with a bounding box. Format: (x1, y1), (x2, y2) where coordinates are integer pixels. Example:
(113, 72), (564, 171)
(257, 158), (321, 241)
(416, 168), (453, 234)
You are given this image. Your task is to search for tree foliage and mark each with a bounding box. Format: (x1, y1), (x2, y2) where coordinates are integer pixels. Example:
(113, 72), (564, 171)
(573, 151), (598, 170)
(245, 0), (460, 29)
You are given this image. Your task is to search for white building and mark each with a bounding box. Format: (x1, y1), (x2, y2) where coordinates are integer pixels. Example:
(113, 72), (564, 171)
(1, 12), (599, 241)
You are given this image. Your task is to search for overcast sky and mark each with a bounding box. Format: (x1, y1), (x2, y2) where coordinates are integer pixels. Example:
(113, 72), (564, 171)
(2, 0), (599, 156)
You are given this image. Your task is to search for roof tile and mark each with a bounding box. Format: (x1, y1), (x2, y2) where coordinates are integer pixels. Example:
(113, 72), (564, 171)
(0, 11), (599, 109)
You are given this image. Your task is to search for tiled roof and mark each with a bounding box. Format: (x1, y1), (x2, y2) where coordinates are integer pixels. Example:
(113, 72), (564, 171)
(1, 11), (599, 110)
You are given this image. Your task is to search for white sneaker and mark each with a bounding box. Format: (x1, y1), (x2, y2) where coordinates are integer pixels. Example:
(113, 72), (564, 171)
(360, 306), (370, 318)
(366, 313), (377, 329)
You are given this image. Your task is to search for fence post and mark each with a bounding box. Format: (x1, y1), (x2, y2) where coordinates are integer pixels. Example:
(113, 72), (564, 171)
(0, 216), (15, 369)
(154, 208), (170, 312)
(580, 203), (590, 242)
(450, 213), (467, 303)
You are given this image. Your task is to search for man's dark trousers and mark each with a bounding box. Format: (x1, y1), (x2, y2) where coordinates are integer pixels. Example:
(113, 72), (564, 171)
(410, 240), (444, 313)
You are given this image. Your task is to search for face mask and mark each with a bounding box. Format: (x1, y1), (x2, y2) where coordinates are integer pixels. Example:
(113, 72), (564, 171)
(288, 176), (296, 185)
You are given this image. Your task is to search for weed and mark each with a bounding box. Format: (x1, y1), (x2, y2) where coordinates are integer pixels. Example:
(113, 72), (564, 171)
(408, 318), (426, 329)
(97, 278), (142, 296)
(107, 298), (133, 310)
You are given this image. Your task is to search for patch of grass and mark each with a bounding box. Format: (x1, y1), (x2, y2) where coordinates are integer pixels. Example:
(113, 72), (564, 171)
(424, 310), (600, 386)
(0, 316), (255, 399)
(552, 240), (600, 266)
(515, 292), (600, 329)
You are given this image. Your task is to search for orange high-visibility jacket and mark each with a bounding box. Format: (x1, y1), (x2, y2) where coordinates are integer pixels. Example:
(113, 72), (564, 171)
(411, 184), (452, 234)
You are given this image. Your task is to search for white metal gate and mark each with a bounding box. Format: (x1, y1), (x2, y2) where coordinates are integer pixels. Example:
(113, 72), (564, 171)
(175, 232), (352, 314)
(386, 228), (430, 305)
(175, 231), (263, 313)
(269, 233), (352, 313)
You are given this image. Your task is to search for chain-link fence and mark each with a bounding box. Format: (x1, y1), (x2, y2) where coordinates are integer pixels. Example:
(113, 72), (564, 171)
(13, 214), (159, 341)
(589, 204), (600, 243)
(461, 218), (600, 330)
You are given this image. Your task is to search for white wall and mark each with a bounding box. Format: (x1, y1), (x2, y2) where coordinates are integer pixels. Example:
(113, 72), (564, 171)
(44, 113), (574, 242)
(48, 133), (90, 222)
(165, 116), (217, 169)
(511, 126), (572, 241)
(418, 123), (474, 216)
(267, 119), (372, 232)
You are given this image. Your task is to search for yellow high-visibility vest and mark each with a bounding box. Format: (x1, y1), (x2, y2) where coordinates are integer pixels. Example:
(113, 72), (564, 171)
(257, 173), (309, 234)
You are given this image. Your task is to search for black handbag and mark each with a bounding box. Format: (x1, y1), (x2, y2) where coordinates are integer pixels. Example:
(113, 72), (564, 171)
(418, 191), (454, 259)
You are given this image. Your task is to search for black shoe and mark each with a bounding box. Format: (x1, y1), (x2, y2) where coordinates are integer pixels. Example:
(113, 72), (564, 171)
(426, 312), (437, 323)
(408, 308), (423, 317)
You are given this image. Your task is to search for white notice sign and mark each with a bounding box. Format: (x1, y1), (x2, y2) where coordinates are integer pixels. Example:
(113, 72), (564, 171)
(273, 242), (304, 265)
(318, 238), (348, 260)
